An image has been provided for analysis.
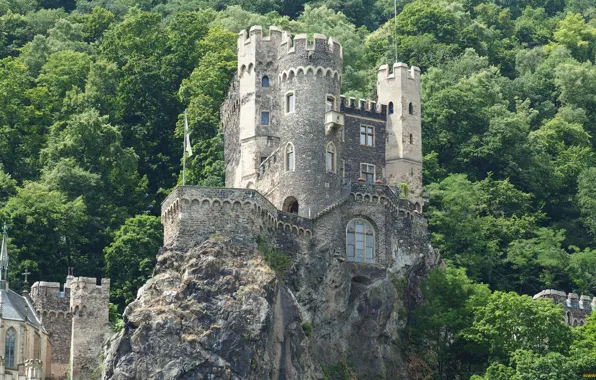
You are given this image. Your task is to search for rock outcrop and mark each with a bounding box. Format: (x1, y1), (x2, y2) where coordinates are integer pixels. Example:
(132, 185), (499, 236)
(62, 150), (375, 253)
(102, 231), (438, 380)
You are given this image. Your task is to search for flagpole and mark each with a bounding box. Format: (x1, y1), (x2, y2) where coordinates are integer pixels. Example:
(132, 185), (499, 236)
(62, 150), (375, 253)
(394, 0), (398, 63)
(183, 110), (187, 186)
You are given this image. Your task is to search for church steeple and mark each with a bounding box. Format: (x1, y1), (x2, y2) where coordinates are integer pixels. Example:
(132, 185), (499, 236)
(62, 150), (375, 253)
(0, 223), (9, 290)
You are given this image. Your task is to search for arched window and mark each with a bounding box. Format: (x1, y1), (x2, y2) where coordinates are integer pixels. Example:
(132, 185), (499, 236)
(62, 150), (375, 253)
(285, 143), (295, 171)
(346, 218), (375, 263)
(388, 102), (394, 115)
(262, 76), (269, 88)
(282, 196), (299, 214)
(326, 142), (336, 173)
(408, 102), (414, 115)
(5, 328), (15, 368)
(566, 311), (572, 325)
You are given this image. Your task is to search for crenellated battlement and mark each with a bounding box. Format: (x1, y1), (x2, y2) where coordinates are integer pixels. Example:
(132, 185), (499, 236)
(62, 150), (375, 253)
(238, 25), (283, 46)
(237, 25), (342, 70)
(377, 62), (420, 82)
(339, 95), (387, 118)
(279, 32), (342, 59)
(161, 187), (313, 247)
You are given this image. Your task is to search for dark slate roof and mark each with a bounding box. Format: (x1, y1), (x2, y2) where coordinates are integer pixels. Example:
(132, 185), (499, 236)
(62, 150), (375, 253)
(1, 289), (45, 332)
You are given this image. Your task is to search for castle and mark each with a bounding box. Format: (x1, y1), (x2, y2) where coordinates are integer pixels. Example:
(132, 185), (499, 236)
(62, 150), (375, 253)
(0, 224), (110, 380)
(534, 289), (595, 326)
(155, 26), (438, 378)
(162, 26), (428, 271)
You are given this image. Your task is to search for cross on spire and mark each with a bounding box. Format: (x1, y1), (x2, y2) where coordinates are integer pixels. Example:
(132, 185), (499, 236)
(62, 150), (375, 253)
(21, 268), (30, 284)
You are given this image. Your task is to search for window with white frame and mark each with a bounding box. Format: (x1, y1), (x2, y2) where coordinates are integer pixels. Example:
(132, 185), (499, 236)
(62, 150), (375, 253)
(346, 218), (375, 263)
(361, 163), (375, 183)
(360, 125), (374, 147)
(285, 92), (295, 113)
(326, 142), (336, 173)
(285, 143), (295, 171)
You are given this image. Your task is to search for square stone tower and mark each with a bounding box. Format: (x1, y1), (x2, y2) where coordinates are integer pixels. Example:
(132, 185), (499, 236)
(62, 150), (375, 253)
(377, 62), (423, 204)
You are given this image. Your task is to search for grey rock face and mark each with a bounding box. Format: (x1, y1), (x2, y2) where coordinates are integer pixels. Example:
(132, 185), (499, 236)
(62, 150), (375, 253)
(102, 238), (319, 380)
(103, 230), (438, 380)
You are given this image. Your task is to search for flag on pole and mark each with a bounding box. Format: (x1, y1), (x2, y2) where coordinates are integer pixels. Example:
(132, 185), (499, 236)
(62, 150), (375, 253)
(184, 110), (193, 157)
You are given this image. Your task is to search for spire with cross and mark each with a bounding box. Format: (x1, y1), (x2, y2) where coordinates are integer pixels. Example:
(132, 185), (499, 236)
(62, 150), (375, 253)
(0, 223), (8, 285)
(21, 268), (30, 295)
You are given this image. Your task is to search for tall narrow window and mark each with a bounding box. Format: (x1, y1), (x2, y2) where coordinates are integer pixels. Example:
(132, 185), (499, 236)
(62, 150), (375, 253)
(408, 102), (414, 115)
(262, 76), (269, 88)
(326, 142), (336, 173)
(409, 133), (413, 144)
(360, 125), (374, 147)
(361, 163), (375, 183)
(388, 102), (394, 115)
(326, 95), (335, 111)
(261, 111), (270, 125)
(5, 328), (15, 368)
(286, 92), (295, 113)
(285, 143), (295, 171)
(346, 218), (375, 263)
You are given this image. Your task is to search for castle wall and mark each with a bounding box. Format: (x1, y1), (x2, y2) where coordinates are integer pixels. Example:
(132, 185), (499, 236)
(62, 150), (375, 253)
(69, 277), (110, 380)
(340, 98), (387, 184)
(161, 186), (312, 252)
(312, 185), (428, 268)
(533, 289), (595, 326)
(222, 76), (241, 188)
(30, 282), (71, 380)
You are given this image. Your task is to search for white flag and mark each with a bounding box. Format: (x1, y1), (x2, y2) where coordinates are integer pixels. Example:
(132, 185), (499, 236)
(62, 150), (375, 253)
(184, 110), (193, 157)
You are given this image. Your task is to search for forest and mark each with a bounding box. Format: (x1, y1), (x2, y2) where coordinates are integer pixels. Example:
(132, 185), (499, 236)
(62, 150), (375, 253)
(1, 0), (596, 378)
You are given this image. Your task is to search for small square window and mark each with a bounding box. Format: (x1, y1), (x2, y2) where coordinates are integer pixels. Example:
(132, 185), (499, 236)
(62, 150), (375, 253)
(261, 111), (270, 125)
(361, 163), (375, 183)
(360, 125), (374, 147)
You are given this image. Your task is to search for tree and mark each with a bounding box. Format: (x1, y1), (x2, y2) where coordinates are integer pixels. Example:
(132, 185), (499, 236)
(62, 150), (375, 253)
(409, 267), (490, 379)
(2, 182), (87, 282)
(578, 167), (596, 238)
(104, 215), (162, 310)
(465, 291), (573, 364)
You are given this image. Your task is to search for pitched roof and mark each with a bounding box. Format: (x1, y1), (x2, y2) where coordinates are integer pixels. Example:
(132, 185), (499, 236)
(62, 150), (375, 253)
(0, 289), (46, 332)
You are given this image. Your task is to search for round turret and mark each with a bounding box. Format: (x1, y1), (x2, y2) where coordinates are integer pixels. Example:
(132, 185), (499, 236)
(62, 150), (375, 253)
(276, 33), (344, 217)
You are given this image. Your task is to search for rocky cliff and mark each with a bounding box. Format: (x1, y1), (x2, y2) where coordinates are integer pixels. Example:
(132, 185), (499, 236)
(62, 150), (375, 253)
(102, 233), (438, 380)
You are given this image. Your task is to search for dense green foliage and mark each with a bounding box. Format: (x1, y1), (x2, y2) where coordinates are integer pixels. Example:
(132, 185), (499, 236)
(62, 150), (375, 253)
(0, 0), (595, 376)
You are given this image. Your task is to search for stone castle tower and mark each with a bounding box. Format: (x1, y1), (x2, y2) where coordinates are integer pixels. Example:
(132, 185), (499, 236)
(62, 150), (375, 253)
(30, 274), (110, 380)
(224, 26), (423, 218)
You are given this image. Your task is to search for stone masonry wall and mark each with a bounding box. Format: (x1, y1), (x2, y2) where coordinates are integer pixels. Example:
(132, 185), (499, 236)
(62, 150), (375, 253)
(340, 97), (387, 184)
(161, 186), (313, 252)
(30, 281), (72, 380)
(222, 75), (241, 189)
(69, 277), (110, 380)
(534, 289), (595, 326)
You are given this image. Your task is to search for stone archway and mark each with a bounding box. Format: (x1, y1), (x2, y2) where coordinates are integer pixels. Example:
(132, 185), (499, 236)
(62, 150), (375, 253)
(282, 196), (299, 214)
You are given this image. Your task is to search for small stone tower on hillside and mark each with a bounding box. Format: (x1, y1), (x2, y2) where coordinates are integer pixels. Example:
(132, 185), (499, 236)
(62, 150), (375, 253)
(224, 26), (424, 219)
(31, 274), (110, 380)
(69, 277), (110, 380)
